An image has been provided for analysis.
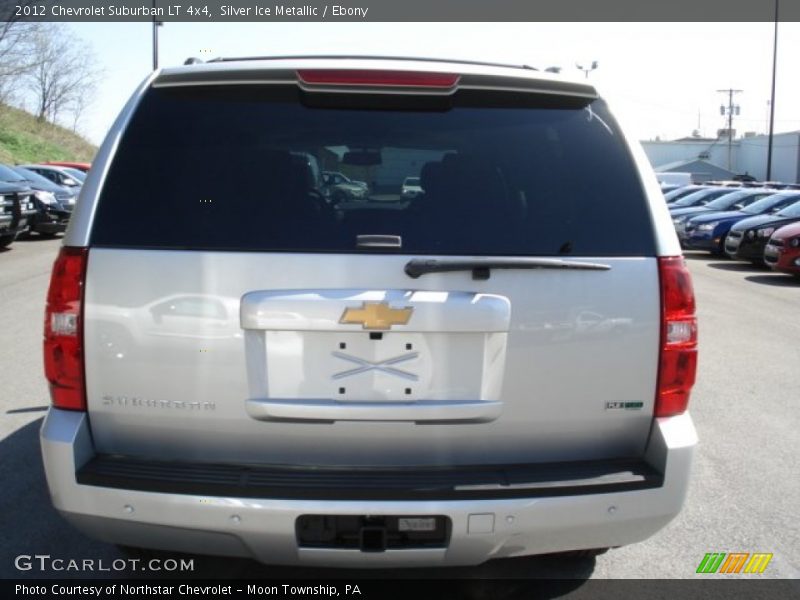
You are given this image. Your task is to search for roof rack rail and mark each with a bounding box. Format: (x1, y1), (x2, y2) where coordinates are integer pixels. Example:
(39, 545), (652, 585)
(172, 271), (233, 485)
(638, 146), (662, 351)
(204, 54), (540, 72)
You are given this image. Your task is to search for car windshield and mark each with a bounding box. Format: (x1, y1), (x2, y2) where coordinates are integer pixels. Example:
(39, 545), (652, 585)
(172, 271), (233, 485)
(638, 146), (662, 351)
(0, 164), (28, 183)
(775, 199), (800, 218)
(664, 187), (699, 202)
(404, 178), (420, 186)
(672, 189), (723, 207)
(61, 168), (86, 181)
(11, 166), (57, 187)
(704, 191), (766, 211)
(742, 194), (794, 215)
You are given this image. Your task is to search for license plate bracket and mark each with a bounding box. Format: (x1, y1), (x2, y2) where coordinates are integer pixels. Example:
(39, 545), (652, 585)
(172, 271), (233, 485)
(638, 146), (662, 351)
(296, 514), (451, 551)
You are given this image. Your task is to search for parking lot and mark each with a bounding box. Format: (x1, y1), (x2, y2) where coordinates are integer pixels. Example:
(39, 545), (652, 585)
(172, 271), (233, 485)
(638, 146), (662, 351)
(0, 237), (797, 581)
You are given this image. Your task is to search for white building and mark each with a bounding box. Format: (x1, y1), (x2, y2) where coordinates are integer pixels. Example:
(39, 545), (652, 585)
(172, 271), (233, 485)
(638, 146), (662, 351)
(641, 131), (800, 183)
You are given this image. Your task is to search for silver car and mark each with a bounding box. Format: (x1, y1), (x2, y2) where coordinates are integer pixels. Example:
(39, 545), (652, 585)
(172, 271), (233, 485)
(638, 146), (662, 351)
(41, 56), (698, 567)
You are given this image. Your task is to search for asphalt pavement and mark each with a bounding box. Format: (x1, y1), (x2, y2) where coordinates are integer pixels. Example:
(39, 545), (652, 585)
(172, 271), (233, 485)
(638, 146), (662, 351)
(1, 237), (798, 584)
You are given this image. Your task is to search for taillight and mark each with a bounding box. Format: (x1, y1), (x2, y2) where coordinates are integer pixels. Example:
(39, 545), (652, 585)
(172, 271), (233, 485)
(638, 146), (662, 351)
(656, 256), (698, 417)
(44, 247), (88, 411)
(297, 69), (460, 88)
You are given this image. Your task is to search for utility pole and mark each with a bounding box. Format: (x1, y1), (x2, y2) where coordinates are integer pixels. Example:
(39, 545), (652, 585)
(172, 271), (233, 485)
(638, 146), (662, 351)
(717, 88), (742, 172)
(766, 0), (779, 181)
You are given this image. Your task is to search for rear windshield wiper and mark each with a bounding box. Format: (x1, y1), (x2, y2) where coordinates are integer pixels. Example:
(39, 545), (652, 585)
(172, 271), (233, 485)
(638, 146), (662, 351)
(404, 257), (611, 280)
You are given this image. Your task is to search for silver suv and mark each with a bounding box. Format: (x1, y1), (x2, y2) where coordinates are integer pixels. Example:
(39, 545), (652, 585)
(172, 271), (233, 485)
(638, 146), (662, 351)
(41, 56), (698, 567)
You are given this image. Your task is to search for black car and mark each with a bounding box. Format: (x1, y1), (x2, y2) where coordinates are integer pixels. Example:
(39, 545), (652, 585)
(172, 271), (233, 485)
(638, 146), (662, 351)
(0, 182), (37, 247)
(724, 194), (800, 262)
(5, 165), (75, 236)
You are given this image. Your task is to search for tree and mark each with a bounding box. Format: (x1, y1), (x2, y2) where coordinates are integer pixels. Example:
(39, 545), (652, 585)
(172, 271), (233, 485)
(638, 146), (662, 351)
(0, 16), (44, 102)
(26, 24), (101, 125)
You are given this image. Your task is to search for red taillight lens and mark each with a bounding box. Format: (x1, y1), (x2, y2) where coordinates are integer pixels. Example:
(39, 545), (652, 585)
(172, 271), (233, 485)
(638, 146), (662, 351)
(44, 247), (88, 411)
(656, 256), (698, 417)
(297, 69), (460, 88)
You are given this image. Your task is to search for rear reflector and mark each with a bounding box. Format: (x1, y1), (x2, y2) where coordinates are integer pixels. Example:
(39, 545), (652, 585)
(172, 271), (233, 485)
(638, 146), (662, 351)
(656, 256), (698, 417)
(297, 69), (459, 88)
(44, 247), (88, 411)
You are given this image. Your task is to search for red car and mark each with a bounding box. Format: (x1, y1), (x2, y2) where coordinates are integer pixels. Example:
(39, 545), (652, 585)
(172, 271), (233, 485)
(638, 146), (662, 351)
(42, 161), (91, 172)
(764, 221), (800, 277)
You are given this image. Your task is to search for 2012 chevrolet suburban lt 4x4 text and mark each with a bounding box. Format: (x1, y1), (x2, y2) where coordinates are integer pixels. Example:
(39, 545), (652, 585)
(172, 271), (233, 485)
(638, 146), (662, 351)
(41, 56), (698, 567)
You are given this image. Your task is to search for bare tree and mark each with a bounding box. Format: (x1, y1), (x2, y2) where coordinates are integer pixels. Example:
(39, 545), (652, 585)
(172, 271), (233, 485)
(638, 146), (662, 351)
(70, 80), (95, 133)
(0, 15), (44, 102)
(26, 24), (101, 125)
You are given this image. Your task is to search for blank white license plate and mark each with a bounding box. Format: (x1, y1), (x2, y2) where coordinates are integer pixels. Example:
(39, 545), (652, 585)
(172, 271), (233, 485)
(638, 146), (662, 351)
(263, 331), (489, 402)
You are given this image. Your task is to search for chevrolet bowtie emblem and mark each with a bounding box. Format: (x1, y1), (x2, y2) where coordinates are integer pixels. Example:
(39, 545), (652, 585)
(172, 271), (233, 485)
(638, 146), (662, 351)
(339, 302), (413, 330)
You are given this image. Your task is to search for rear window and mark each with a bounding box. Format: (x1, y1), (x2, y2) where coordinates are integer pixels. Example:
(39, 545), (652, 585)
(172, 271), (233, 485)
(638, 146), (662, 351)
(91, 85), (656, 256)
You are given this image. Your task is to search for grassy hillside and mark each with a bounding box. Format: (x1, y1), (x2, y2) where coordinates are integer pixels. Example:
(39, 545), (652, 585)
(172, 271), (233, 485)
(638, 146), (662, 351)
(0, 103), (96, 165)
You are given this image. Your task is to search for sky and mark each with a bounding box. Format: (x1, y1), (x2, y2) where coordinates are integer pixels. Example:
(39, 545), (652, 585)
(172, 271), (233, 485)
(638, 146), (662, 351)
(57, 21), (800, 146)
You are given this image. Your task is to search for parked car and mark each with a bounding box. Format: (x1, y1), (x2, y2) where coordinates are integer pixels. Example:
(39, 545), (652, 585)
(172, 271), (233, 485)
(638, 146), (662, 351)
(663, 184), (707, 204)
(0, 182), (36, 247)
(43, 161), (91, 173)
(682, 191), (800, 254)
(18, 164), (83, 190)
(764, 222), (800, 277)
(321, 170), (368, 202)
(667, 187), (730, 212)
(400, 176), (423, 199)
(41, 56), (697, 567)
(725, 196), (800, 262)
(761, 181), (800, 190)
(10, 166), (75, 236)
(670, 189), (772, 236)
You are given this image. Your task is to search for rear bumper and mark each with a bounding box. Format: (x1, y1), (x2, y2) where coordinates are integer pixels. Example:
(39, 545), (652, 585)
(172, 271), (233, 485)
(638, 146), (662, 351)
(40, 409), (696, 567)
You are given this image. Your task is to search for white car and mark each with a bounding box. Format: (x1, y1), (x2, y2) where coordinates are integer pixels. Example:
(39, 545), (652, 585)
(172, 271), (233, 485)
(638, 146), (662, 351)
(401, 176), (423, 199)
(41, 56), (697, 567)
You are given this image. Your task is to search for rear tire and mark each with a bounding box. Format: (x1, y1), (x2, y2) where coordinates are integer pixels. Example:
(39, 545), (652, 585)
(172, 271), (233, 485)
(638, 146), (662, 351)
(0, 234), (14, 248)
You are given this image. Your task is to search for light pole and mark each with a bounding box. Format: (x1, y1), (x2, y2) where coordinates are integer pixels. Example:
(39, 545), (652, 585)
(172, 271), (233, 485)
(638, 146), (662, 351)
(576, 61), (598, 79)
(152, 0), (163, 71)
(766, 0), (779, 181)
